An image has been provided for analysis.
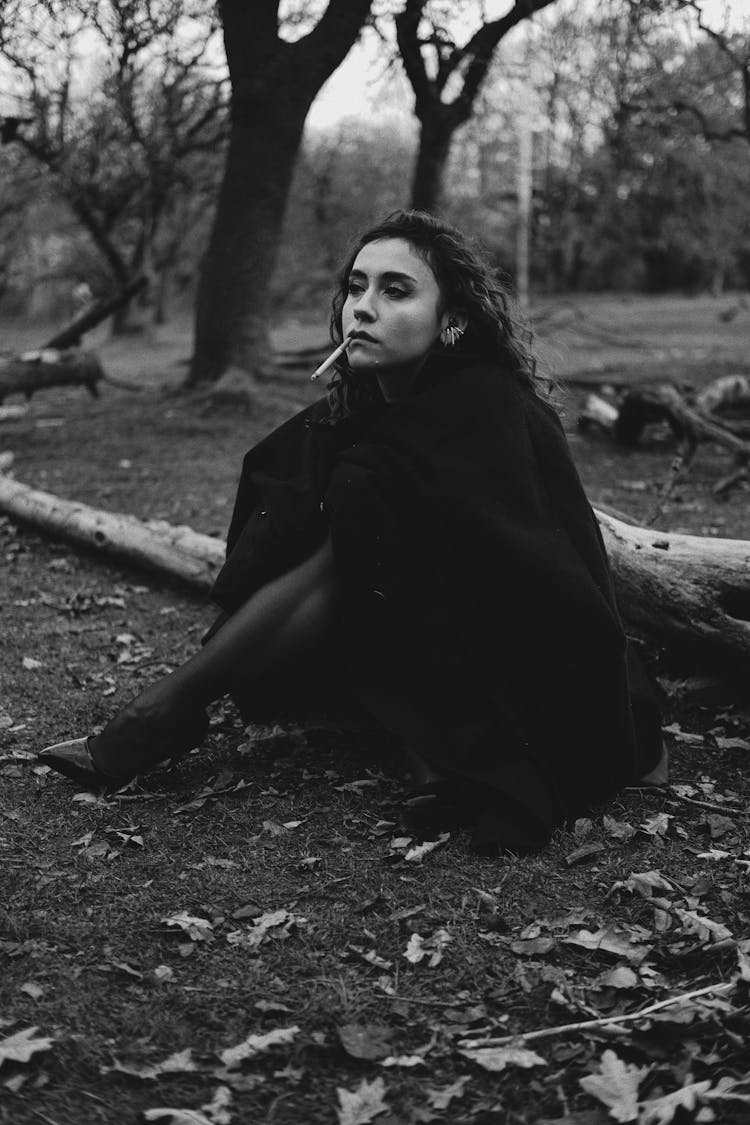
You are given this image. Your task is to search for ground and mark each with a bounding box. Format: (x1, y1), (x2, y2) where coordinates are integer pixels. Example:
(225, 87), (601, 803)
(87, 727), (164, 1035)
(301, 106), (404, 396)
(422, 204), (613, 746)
(1, 295), (749, 1125)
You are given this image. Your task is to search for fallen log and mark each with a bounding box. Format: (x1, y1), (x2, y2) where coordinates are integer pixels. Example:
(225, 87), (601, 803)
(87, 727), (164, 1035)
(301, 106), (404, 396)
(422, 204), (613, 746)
(0, 348), (103, 404)
(1, 473), (749, 658)
(596, 510), (750, 658)
(0, 474), (224, 590)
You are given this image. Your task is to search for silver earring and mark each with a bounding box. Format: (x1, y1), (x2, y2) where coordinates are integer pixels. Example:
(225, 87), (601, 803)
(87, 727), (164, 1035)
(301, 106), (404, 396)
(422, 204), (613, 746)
(441, 320), (465, 348)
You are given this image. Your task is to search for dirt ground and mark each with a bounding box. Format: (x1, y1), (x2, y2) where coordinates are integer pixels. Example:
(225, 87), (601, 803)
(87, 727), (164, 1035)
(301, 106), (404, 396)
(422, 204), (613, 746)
(1, 295), (750, 1124)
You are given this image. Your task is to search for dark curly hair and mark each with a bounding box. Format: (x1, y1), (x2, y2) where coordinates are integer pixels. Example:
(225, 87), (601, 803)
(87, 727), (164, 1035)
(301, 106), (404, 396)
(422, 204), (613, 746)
(324, 209), (544, 420)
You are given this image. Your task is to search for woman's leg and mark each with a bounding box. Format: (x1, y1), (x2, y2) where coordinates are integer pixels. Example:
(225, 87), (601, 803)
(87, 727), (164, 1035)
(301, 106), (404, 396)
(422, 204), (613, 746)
(90, 536), (337, 777)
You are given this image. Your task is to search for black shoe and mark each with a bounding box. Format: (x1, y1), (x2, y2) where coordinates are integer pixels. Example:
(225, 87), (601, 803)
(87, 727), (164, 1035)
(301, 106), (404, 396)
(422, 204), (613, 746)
(37, 737), (129, 791)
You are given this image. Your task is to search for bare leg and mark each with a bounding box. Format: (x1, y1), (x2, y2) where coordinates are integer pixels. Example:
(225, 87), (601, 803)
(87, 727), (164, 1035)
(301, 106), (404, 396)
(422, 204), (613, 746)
(91, 536), (337, 777)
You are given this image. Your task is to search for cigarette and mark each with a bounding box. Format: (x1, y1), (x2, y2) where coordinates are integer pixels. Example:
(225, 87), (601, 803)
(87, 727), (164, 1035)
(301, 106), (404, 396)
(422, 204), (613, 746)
(311, 334), (354, 380)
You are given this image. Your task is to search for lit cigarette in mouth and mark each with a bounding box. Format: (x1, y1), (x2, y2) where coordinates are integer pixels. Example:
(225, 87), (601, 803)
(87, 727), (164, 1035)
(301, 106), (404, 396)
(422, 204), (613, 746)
(311, 334), (354, 380)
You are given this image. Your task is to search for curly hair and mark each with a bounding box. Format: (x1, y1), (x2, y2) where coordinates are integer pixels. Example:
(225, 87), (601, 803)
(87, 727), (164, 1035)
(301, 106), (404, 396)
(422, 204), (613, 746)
(323, 209), (544, 420)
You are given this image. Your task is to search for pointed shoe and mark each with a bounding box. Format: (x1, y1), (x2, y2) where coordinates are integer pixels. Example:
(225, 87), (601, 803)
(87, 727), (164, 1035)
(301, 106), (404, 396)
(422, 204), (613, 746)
(37, 737), (129, 791)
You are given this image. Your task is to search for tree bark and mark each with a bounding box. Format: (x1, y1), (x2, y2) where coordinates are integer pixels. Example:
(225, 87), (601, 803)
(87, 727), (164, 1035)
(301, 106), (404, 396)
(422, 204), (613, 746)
(1, 472), (749, 659)
(0, 350), (103, 404)
(596, 509), (750, 659)
(188, 0), (373, 387)
(188, 97), (308, 384)
(0, 475), (224, 590)
(410, 114), (455, 213)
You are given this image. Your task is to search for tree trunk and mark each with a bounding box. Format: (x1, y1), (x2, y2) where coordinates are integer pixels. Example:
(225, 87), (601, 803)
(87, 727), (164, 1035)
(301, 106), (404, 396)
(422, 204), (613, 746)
(410, 113), (455, 213)
(188, 98), (307, 385)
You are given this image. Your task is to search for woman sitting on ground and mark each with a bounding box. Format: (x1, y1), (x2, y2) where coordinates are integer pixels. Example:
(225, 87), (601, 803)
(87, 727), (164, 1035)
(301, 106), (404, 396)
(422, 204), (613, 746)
(39, 209), (663, 853)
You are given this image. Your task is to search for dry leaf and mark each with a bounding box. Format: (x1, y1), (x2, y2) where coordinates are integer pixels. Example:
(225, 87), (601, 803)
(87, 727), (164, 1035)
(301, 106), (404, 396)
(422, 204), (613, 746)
(336, 1076), (389, 1125)
(594, 966), (640, 991)
(226, 910), (306, 951)
(337, 1024), (392, 1061)
(639, 813), (672, 837)
(426, 1076), (470, 1110)
(103, 1048), (197, 1081)
(674, 909), (732, 944)
(0, 1027), (54, 1066)
(162, 912), (214, 943)
(639, 1081), (711, 1124)
(626, 870), (674, 899)
(219, 1026), (299, 1069)
(662, 723), (703, 745)
(579, 1050), (649, 1122)
(403, 928), (452, 967)
(404, 832), (450, 863)
(460, 1045), (546, 1073)
(19, 982), (44, 1001)
(563, 924), (651, 963)
(602, 815), (636, 841)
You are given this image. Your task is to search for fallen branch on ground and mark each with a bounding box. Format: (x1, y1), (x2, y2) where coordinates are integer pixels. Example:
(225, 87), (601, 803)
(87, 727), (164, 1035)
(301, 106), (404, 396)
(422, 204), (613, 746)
(458, 981), (735, 1048)
(578, 380), (750, 500)
(0, 474), (749, 657)
(0, 474), (224, 590)
(0, 349), (103, 404)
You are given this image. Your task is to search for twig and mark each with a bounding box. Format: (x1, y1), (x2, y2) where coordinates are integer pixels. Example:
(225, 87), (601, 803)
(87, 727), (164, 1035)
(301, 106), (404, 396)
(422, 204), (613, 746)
(714, 465), (749, 499)
(459, 981), (735, 1048)
(666, 794), (748, 817)
(645, 444), (695, 527)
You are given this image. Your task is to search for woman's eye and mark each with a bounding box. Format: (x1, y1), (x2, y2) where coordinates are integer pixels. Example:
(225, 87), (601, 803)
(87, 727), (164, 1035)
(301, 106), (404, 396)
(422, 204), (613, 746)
(347, 280), (365, 296)
(385, 286), (408, 299)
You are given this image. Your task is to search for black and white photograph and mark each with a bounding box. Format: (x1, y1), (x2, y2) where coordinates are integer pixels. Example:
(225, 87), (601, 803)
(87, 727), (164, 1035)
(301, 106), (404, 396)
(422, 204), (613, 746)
(1, 1), (750, 1121)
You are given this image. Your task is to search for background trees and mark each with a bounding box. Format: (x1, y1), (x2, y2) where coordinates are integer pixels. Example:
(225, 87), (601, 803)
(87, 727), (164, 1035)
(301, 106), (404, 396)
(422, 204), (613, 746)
(0, 0), (228, 325)
(1, 0), (749, 378)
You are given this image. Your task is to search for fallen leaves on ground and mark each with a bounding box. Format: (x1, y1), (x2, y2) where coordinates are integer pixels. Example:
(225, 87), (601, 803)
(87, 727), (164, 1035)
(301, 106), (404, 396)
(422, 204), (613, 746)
(460, 1044), (547, 1074)
(336, 1076), (389, 1125)
(0, 1026), (54, 1066)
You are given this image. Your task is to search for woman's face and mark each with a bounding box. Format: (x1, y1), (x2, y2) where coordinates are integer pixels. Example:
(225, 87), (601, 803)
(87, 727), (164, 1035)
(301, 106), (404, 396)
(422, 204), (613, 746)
(341, 237), (444, 371)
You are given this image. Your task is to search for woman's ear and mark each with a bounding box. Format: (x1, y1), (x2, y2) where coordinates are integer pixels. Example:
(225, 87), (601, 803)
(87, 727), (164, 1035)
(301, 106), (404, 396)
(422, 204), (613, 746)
(440, 308), (468, 333)
(439, 308), (468, 349)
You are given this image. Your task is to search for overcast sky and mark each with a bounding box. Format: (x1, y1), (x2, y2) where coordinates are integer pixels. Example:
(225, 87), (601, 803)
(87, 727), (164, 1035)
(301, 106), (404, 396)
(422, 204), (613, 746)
(308, 0), (750, 128)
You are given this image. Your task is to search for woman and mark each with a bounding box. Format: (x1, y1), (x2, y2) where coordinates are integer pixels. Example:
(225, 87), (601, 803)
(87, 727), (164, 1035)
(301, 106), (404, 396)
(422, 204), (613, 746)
(39, 210), (663, 852)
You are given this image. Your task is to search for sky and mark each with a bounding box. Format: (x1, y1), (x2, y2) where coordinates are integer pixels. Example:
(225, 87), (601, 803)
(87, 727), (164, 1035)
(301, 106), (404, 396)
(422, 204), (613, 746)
(307, 0), (750, 129)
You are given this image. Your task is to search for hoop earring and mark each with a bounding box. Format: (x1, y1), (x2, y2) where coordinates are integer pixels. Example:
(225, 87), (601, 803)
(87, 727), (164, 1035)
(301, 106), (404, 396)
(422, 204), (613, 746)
(441, 320), (465, 349)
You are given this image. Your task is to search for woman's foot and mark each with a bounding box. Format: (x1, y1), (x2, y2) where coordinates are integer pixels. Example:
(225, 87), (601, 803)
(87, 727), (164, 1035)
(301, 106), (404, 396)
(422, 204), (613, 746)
(38, 737), (130, 790)
(39, 680), (209, 790)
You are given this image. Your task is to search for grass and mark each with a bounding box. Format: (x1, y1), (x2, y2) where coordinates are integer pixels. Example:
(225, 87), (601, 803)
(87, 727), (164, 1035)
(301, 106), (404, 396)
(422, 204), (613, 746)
(1, 294), (750, 1124)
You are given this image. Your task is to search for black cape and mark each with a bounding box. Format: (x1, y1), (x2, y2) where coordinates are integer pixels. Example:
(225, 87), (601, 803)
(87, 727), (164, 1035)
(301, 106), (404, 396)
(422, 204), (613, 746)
(210, 353), (662, 848)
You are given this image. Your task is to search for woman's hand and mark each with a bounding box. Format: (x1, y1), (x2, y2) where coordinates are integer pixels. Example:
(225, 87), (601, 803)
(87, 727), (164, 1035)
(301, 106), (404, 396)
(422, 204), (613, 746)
(90, 676), (208, 777)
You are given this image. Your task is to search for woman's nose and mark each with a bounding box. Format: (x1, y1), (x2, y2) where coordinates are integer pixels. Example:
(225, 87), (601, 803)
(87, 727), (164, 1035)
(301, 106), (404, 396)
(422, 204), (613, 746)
(353, 291), (376, 320)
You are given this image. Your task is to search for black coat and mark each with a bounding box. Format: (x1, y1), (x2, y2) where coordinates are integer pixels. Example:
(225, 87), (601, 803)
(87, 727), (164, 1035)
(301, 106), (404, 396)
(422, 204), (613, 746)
(210, 354), (662, 847)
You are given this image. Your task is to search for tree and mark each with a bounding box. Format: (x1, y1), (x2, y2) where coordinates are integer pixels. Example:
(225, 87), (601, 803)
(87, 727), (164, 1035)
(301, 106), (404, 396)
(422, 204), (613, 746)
(394, 0), (561, 212)
(186, 0), (374, 388)
(0, 0), (228, 323)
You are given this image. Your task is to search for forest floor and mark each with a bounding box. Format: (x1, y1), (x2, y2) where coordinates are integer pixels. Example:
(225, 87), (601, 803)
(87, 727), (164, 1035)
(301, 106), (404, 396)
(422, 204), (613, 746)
(1, 293), (750, 1125)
